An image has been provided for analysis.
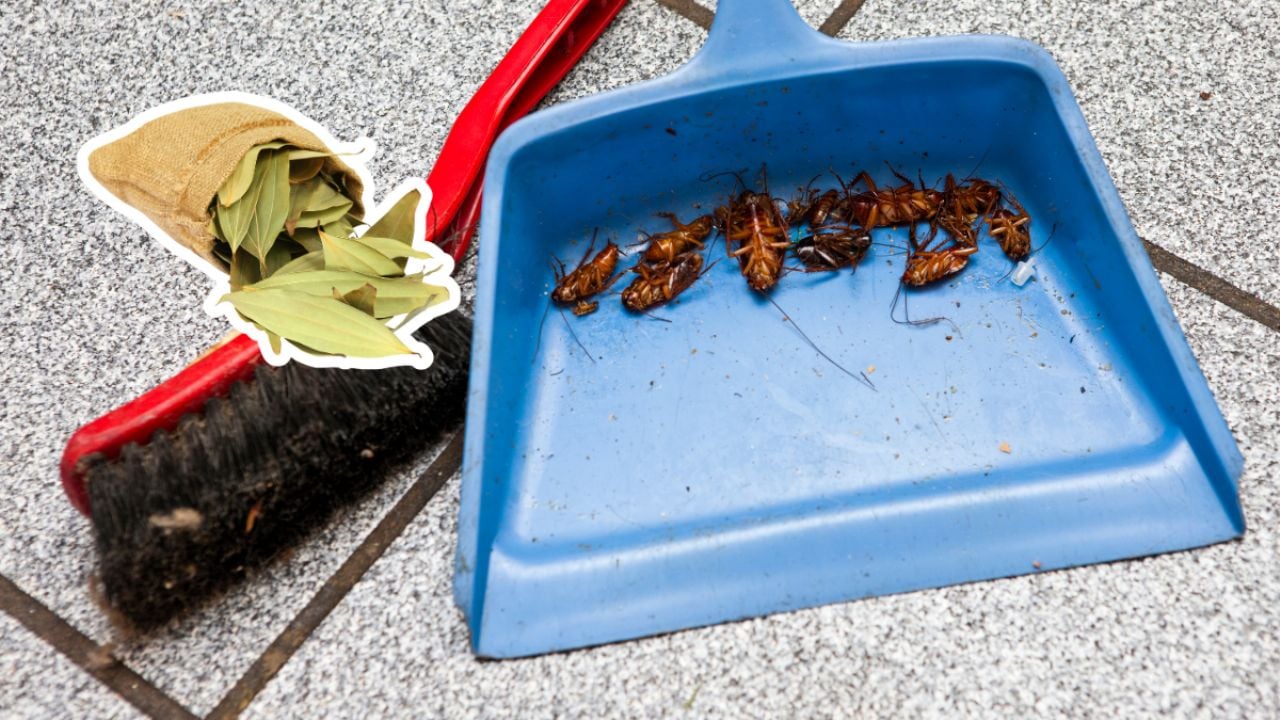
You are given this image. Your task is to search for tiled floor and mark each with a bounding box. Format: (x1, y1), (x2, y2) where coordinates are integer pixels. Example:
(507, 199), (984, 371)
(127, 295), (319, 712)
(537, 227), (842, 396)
(1, 0), (1277, 717)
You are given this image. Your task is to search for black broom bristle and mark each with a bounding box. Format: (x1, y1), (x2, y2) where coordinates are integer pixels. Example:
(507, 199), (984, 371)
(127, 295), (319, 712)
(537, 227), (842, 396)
(80, 311), (472, 632)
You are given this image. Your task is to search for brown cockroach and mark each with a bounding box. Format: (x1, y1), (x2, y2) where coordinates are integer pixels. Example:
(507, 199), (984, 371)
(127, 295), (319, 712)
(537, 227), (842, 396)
(721, 189), (789, 293)
(901, 222), (978, 287)
(551, 233), (624, 316)
(935, 208), (980, 248)
(932, 173), (1001, 248)
(789, 187), (845, 227)
(902, 246), (978, 287)
(846, 168), (942, 229)
(986, 192), (1032, 260)
(794, 223), (872, 272)
(621, 252), (707, 311)
(948, 174), (1001, 221)
(641, 212), (715, 265)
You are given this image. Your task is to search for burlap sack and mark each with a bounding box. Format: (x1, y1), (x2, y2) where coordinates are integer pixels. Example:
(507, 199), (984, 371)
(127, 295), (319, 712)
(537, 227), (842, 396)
(88, 102), (365, 269)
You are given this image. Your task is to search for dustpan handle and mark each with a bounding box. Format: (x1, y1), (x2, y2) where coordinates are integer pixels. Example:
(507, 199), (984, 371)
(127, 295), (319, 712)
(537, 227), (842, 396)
(677, 0), (842, 82)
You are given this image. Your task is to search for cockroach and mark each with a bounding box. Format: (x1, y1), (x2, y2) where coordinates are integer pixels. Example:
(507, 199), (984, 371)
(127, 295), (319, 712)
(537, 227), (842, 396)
(987, 192), (1032, 260)
(901, 222), (977, 287)
(794, 223), (872, 272)
(846, 168), (942, 229)
(621, 252), (707, 311)
(932, 173), (1000, 249)
(641, 212), (714, 265)
(551, 232), (624, 316)
(901, 246), (978, 287)
(948, 174), (1001, 221)
(935, 209), (980, 248)
(790, 188), (844, 227)
(721, 189), (789, 293)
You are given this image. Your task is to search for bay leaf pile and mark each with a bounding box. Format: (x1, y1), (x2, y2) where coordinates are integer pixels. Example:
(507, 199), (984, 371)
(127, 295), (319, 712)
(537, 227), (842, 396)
(209, 142), (448, 358)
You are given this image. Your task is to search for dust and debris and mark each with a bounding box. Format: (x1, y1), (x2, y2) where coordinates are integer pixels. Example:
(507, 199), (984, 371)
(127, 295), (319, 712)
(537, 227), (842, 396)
(84, 642), (119, 671)
(148, 507), (203, 532)
(998, 441), (1012, 454)
(683, 683), (703, 710)
(1032, 560), (1043, 569)
(1199, 91), (1212, 100)
(245, 499), (264, 534)
(360, 447), (375, 459)
(866, 365), (876, 375)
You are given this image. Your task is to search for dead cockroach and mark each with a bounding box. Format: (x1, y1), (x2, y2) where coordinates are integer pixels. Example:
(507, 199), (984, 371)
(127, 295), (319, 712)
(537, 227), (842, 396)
(794, 223), (872, 272)
(932, 173), (1001, 249)
(901, 222), (977, 288)
(721, 189), (789, 293)
(846, 167), (942, 229)
(789, 184), (845, 227)
(550, 232), (624, 316)
(902, 246), (978, 287)
(621, 252), (708, 311)
(947, 174), (1001, 221)
(987, 192), (1032, 260)
(641, 212), (715, 265)
(935, 209), (980, 249)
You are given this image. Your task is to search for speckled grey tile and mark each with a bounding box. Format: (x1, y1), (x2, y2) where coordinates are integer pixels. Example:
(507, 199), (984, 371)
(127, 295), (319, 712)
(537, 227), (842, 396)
(541, 1), (707, 107)
(0, 0), (541, 713)
(0, 613), (143, 720)
(244, 271), (1278, 720)
(841, 0), (1280, 307)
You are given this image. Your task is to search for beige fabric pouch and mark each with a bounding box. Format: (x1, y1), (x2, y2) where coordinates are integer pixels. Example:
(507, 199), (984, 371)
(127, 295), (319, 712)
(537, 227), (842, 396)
(87, 102), (365, 269)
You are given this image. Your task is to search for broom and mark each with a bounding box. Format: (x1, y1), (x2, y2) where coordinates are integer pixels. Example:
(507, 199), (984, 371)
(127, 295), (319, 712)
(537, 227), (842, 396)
(61, 0), (627, 631)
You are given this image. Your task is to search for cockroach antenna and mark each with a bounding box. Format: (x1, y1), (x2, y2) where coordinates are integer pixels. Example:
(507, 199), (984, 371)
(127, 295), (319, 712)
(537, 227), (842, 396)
(959, 145), (993, 184)
(697, 167), (750, 185)
(766, 295), (875, 391)
(889, 282), (961, 337)
(559, 308), (596, 364)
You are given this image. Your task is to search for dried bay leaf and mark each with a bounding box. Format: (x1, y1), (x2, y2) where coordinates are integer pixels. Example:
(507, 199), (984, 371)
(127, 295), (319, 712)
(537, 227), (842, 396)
(287, 149), (331, 185)
(334, 283), (378, 315)
(365, 189), (421, 244)
(229, 250), (262, 290)
(272, 250), (325, 276)
(292, 227), (322, 253)
(221, 288), (412, 357)
(263, 243), (295, 277)
(241, 150), (291, 263)
(288, 176), (326, 222)
(295, 202), (353, 230)
(353, 234), (429, 260)
(301, 180), (349, 213)
(218, 141), (289, 207)
(320, 230), (401, 276)
(322, 215), (355, 241)
(248, 269), (440, 317)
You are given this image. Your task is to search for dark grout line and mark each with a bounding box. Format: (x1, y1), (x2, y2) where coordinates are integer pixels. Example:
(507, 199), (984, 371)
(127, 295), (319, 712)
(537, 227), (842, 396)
(1144, 240), (1280, 333)
(206, 431), (465, 720)
(819, 0), (869, 36)
(0, 575), (198, 720)
(654, 0), (713, 29)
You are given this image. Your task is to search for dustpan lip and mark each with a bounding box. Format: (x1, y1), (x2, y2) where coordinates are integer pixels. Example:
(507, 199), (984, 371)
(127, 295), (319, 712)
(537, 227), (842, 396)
(458, 32), (1245, 656)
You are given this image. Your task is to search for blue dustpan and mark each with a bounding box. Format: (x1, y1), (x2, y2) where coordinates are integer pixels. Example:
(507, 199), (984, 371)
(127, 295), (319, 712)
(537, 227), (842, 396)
(455, 0), (1244, 658)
